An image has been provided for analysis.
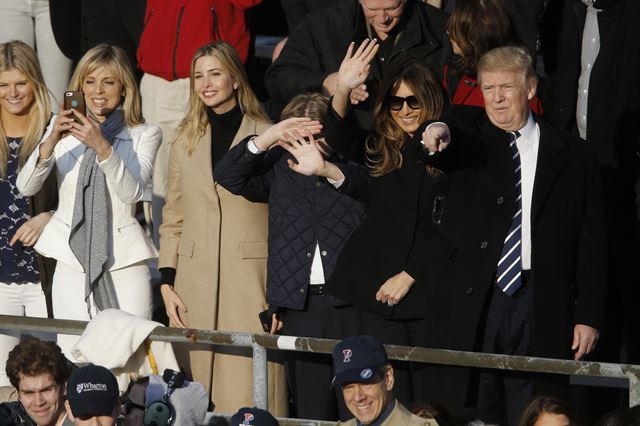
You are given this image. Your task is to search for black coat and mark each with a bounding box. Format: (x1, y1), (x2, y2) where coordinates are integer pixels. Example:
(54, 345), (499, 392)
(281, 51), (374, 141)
(213, 137), (368, 311)
(540, 0), (640, 364)
(265, 0), (449, 128)
(417, 105), (607, 413)
(323, 108), (448, 320)
(543, 0), (640, 171)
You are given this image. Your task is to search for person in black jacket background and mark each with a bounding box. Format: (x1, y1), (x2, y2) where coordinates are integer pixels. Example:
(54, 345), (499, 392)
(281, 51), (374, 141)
(542, 0), (640, 372)
(265, 0), (449, 129)
(214, 93), (368, 421)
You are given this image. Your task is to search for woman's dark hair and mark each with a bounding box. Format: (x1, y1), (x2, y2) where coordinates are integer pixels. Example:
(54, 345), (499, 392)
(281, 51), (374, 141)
(519, 396), (578, 426)
(366, 59), (445, 177)
(447, 0), (513, 75)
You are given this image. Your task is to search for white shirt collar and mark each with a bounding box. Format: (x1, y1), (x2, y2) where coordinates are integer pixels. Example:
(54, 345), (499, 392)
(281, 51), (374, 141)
(517, 112), (537, 142)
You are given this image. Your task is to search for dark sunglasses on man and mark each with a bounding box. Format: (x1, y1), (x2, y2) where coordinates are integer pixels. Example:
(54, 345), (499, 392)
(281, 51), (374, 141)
(387, 95), (420, 111)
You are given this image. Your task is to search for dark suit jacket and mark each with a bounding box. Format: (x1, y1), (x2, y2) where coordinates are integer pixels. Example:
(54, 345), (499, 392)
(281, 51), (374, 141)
(417, 105), (607, 413)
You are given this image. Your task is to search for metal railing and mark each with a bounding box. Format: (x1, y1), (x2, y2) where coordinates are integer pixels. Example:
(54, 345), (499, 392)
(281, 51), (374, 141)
(2, 314), (639, 419)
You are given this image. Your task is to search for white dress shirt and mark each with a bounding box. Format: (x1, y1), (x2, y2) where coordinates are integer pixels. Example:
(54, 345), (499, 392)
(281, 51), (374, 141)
(515, 113), (540, 270)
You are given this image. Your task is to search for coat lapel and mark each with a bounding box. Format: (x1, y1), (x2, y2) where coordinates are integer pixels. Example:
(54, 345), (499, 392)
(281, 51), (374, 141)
(230, 115), (257, 149)
(197, 115), (260, 185)
(195, 125), (214, 186)
(480, 118), (517, 194)
(531, 121), (568, 224)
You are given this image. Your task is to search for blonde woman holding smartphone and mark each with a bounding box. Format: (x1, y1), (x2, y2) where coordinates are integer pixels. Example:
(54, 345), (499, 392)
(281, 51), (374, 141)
(17, 44), (161, 358)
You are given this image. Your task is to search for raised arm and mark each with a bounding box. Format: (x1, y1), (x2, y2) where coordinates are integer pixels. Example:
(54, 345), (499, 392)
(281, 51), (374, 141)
(214, 118), (323, 202)
(332, 39), (379, 118)
(17, 111), (71, 196)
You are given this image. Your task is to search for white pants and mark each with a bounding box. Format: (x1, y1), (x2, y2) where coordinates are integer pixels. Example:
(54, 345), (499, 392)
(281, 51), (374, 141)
(0, 0), (72, 111)
(140, 73), (189, 246)
(52, 261), (153, 361)
(0, 281), (49, 386)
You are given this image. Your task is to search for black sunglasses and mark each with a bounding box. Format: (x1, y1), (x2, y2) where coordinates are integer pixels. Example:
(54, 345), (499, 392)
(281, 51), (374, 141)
(387, 95), (420, 111)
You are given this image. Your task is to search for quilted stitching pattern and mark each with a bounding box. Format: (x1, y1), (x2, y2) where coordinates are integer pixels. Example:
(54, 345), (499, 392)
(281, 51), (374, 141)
(266, 154), (367, 310)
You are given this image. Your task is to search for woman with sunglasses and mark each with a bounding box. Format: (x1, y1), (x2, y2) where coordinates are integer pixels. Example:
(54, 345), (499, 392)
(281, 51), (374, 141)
(323, 40), (447, 405)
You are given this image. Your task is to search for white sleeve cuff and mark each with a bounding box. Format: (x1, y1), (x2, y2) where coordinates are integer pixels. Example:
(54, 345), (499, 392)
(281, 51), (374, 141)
(327, 177), (345, 188)
(247, 137), (264, 154)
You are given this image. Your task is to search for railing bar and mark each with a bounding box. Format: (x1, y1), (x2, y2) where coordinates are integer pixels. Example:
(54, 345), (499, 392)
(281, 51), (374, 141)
(2, 315), (639, 380)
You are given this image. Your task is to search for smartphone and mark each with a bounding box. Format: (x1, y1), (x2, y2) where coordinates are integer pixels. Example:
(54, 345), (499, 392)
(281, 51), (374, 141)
(64, 91), (86, 120)
(259, 309), (274, 333)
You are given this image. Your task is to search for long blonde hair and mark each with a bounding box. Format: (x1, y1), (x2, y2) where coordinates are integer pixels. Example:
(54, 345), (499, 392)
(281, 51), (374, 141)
(0, 40), (51, 178)
(174, 41), (268, 155)
(367, 60), (444, 176)
(67, 43), (144, 127)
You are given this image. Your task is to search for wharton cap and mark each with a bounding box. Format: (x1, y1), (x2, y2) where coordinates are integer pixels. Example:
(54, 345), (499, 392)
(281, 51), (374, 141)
(66, 364), (118, 418)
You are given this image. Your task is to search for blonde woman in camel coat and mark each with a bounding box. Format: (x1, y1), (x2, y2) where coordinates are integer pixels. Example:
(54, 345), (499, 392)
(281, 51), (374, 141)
(158, 42), (287, 415)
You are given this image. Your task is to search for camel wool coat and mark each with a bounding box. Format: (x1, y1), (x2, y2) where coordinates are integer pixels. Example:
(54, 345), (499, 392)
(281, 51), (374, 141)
(159, 115), (287, 415)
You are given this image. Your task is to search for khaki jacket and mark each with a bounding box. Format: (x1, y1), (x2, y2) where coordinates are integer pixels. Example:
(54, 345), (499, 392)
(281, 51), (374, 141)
(338, 400), (439, 426)
(159, 115), (287, 415)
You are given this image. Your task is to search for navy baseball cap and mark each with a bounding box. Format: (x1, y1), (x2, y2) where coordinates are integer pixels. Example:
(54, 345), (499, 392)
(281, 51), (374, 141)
(331, 335), (389, 387)
(66, 364), (118, 418)
(230, 407), (279, 425)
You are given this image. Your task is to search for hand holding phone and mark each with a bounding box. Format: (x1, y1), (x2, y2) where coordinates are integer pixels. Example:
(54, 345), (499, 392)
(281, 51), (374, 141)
(259, 309), (282, 334)
(64, 91), (86, 121)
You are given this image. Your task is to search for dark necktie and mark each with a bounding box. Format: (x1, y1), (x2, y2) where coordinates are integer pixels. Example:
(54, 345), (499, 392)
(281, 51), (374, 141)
(496, 131), (523, 296)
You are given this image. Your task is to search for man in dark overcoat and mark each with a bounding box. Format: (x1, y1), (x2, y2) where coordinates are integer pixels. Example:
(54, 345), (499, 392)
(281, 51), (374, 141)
(265, 0), (449, 128)
(416, 46), (607, 425)
(542, 0), (640, 368)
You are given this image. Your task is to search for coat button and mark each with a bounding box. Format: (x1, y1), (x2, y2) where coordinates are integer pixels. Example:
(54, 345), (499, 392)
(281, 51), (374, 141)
(299, 288), (305, 293)
(315, 181), (322, 187)
(321, 250), (327, 256)
(480, 241), (488, 249)
(465, 287), (473, 294)
(497, 196), (504, 205)
(306, 252), (312, 257)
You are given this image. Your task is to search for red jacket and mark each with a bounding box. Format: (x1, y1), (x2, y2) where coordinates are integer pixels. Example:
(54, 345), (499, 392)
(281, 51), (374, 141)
(443, 65), (544, 116)
(137, 0), (261, 81)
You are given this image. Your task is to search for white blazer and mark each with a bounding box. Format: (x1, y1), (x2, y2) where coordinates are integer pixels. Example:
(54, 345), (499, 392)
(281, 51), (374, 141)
(17, 120), (162, 272)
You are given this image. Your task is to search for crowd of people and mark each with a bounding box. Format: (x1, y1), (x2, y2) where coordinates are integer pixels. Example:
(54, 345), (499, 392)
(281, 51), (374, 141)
(1, 0), (639, 425)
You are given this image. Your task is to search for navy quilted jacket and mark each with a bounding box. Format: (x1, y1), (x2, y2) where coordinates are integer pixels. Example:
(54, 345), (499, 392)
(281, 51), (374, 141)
(214, 136), (369, 310)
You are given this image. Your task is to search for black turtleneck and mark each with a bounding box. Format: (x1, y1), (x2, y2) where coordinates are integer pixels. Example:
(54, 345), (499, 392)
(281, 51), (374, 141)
(206, 104), (243, 172)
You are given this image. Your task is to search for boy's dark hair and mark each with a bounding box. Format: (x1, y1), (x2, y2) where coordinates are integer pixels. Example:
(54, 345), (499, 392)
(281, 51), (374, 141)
(6, 336), (71, 389)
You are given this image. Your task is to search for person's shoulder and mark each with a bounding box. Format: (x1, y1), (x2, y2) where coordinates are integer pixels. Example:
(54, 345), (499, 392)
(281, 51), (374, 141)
(415, 0), (449, 21)
(0, 401), (35, 425)
(538, 118), (585, 150)
(443, 104), (486, 130)
(538, 118), (598, 164)
(128, 122), (163, 141)
(301, 0), (358, 30)
(255, 118), (273, 134)
(336, 419), (357, 426)
(414, 0), (449, 32)
(390, 402), (438, 426)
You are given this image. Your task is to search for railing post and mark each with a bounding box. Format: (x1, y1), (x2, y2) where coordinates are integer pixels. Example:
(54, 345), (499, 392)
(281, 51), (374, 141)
(252, 341), (268, 410)
(627, 370), (640, 408)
